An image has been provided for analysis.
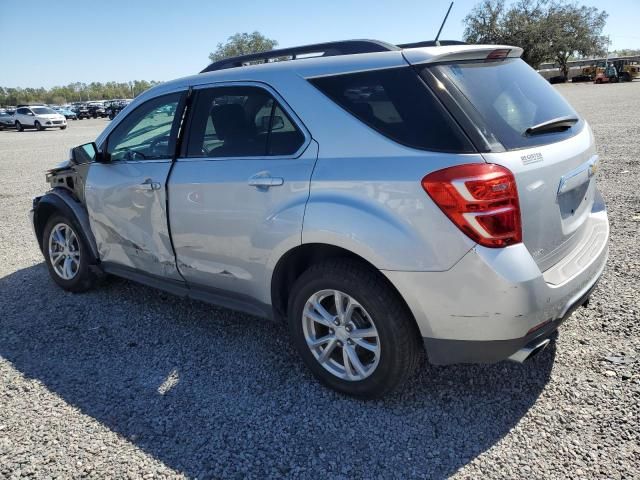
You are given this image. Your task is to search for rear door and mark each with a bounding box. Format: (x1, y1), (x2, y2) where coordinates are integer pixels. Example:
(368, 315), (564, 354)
(16, 107), (34, 126)
(86, 91), (186, 280)
(420, 55), (598, 271)
(169, 83), (316, 303)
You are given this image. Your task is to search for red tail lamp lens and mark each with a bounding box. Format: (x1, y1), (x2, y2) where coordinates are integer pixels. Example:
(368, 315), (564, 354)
(422, 163), (522, 248)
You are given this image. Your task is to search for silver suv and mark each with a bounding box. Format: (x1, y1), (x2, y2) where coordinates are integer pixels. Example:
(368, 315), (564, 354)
(30, 40), (609, 398)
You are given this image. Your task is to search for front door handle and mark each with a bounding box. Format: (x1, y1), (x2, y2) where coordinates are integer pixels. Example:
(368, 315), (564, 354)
(137, 179), (161, 191)
(248, 174), (284, 188)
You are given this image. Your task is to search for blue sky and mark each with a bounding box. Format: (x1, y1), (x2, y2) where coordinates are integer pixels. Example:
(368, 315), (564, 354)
(1, 0), (639, 88)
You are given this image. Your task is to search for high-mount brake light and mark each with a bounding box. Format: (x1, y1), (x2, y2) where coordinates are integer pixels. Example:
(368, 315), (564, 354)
(421, 164), (522, 248)
(485, 49), (511, 61)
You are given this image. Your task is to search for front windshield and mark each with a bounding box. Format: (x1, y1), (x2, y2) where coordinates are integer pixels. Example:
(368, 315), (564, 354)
(32, 107), (56, 115)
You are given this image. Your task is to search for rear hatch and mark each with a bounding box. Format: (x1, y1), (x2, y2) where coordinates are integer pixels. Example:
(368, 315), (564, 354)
(410, 49), (598, 271)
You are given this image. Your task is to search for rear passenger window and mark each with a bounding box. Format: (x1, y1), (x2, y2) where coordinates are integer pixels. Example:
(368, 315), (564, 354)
(186, 87), (305, 158)
(309, 67), (474, 152)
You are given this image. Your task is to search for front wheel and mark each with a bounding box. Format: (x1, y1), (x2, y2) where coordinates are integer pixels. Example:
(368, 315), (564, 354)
(288, 260), (421, 398)
(42, 214), (97, 292)
(35, 120), (43, 131)
(60, 126), (67, 130)
(15, 121), (23, 131)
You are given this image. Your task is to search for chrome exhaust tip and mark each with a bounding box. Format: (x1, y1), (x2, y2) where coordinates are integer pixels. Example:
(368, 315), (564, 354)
(508, 338), (551, 364)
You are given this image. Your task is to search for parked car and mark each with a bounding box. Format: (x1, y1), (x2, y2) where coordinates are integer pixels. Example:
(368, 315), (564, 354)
(72, 104), (91, 119)
(87, 102), (107, 118)
(0, 111), (15, 130)
(105, 100), (129, 120)
(30, 40), (609, 398)
(54, 107), (78, 120)
(14, 105), (67, 131)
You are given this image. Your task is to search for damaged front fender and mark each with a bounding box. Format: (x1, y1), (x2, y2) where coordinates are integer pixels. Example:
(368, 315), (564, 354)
(32, 188), (100, 262)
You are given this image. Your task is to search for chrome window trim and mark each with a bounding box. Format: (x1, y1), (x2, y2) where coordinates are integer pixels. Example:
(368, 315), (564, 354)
(107, 158), (173, 165)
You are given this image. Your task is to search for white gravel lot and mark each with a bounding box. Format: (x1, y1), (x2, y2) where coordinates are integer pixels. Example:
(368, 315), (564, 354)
(0, 82), (639, 479)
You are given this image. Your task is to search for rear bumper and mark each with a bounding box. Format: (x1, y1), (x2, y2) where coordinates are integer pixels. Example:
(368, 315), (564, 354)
(422, 279), (597, 364)
(383, 195), (609, 365)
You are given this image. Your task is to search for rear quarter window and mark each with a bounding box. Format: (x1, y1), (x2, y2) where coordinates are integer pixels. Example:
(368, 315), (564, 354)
(308, 67), (474, 153)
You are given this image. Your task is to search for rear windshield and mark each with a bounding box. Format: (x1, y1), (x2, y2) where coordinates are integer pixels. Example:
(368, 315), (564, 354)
(309, 67), (474, 153)
(427, 58), (582, 150)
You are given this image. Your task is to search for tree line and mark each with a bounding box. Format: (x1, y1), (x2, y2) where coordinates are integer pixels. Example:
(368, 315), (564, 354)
(0, 80), (162, 106)
(463, 0), (608, 80)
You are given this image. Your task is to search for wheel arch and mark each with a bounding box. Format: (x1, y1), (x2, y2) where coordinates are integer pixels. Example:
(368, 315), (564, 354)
(270, 243), (418, 332)
(33, 189), (99, 262)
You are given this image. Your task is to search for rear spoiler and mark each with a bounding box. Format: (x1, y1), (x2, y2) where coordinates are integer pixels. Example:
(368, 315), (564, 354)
(402, 45), (523, 66)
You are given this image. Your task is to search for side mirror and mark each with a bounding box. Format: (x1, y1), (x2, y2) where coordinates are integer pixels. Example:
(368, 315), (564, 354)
(28, 112), (35, 116)
(271, 115), (285, 131)
(259, 115), (285, 131)
(71, 142), (105, 164)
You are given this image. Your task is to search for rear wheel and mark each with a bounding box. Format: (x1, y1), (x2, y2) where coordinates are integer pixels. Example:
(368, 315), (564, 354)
(35, 121), (43, 131)
(288, 260), (421, 398)
(42, 214), (97, 292)
(15, 121), (23, 131)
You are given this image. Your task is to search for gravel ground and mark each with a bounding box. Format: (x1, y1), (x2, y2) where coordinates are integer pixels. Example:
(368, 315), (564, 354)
(0, 82), (638, 479)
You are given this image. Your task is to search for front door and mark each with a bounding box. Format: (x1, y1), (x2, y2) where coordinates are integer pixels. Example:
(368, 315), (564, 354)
(85, 91), (186, 280)
(169, 84), (317, 303)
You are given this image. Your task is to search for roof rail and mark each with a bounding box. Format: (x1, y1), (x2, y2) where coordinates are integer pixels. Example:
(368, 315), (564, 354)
(200, 39), (399, 73)
(397, 40), (468, 48)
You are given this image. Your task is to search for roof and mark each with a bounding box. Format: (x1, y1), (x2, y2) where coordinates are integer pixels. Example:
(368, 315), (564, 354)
(130, 41), (522, 107)
(200, 39), (481, 73)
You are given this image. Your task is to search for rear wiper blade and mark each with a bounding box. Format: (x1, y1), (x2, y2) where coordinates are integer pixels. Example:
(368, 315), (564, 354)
(525, 116), (579, 136)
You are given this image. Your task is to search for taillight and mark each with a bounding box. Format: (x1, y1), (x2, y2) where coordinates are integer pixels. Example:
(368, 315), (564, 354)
(422, 163), (522, 248)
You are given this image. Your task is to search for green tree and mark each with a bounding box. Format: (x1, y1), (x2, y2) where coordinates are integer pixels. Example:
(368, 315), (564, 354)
(208, 31), (278, 63)
(547, 3), (608, 79)
(0, 80), (163, 106)
(611, 48), (640, 57)
(464, 0), (607, 76)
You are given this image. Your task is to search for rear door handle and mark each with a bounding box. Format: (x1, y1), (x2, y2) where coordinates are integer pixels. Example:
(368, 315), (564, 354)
(248, 175), (284, 188)
(137, 179), (161, 191)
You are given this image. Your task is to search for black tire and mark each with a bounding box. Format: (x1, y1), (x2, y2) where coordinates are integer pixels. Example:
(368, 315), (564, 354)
(15, 121), (23, 131)
(60, 126), (67, 130)
(35, 120), (43, 131)
(287, 259), (422, 399)
(42, 213), (97, 292)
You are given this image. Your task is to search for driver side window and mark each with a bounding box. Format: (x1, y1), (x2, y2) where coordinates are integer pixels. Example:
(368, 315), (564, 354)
(106, 93), (182, 162)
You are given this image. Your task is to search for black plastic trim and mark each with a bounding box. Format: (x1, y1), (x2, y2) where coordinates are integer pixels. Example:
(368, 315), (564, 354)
(101, 262), (273, 320)
(201, 39), (398, 73)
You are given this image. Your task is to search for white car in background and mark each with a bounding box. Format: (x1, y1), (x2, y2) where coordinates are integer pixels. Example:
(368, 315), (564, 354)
(13, 105), (67, 131)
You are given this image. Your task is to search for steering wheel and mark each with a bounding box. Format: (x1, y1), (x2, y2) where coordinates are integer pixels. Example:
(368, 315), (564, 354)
(124, 148), (147, 160)
(150, 135), (170, 155)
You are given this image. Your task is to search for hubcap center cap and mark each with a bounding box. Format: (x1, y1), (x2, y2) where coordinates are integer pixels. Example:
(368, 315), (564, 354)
(335, 326), (349, 342)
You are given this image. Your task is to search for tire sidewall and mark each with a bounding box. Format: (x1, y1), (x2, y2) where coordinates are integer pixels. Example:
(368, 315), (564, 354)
(288, 266), (412, 398)
(42, 213), (93, 291)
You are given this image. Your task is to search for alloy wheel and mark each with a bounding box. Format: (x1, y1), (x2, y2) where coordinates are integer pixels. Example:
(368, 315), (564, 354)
(302, 289), (381, 381)
(48, 223), (81, 280)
